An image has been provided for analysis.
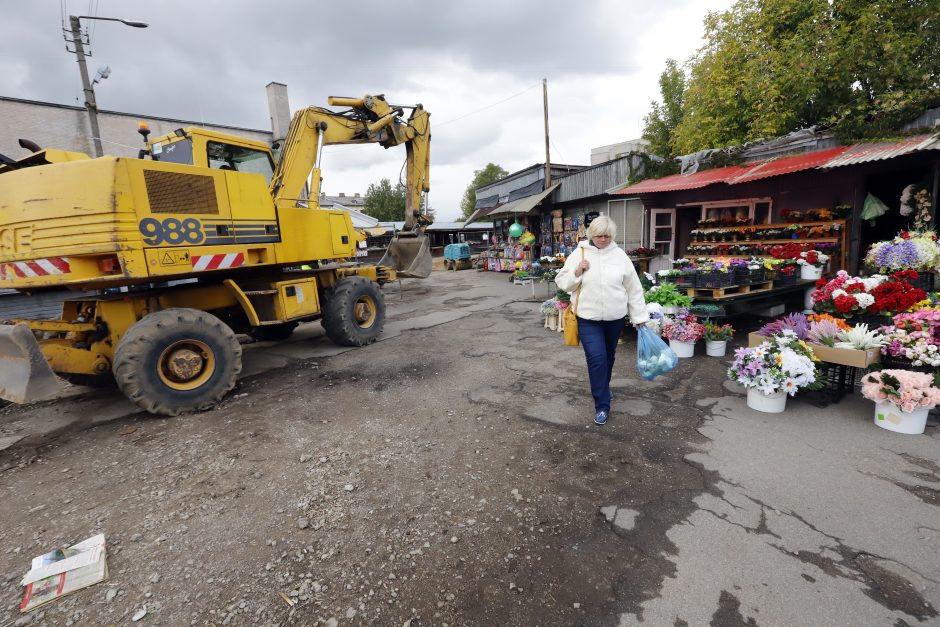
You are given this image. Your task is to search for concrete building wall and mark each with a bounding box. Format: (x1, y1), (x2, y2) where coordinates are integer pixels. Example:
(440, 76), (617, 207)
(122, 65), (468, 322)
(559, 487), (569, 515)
(590, 138), (649, 165)
(0, 97), (273, 161)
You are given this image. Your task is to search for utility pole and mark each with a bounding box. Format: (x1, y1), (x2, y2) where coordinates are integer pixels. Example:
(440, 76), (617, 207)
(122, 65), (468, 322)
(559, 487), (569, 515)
(65, 15), (148, 158)
(69, 15), (103, 157)
(543, 78), (551, 190)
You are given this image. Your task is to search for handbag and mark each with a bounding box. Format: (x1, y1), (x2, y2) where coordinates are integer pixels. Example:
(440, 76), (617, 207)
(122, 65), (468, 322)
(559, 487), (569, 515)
(563, 249), (584, 346)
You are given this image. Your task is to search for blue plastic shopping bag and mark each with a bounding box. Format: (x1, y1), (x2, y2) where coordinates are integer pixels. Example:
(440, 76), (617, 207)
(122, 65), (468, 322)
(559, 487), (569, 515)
(636, 325), (678, 381)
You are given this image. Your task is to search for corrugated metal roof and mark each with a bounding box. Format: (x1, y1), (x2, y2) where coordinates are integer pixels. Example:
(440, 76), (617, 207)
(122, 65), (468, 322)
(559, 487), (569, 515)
(823, 134), (940, 168)
(613, 164), (751, 195)
(613, 134), (940, 194)
(730, 146), (848, 184)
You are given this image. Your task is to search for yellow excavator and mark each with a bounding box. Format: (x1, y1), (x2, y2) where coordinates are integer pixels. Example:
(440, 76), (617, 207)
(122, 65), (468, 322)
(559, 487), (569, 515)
(0, 93), (432, 415)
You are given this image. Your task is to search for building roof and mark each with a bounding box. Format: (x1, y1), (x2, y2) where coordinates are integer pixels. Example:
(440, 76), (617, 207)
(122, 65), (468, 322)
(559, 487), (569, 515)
(378, 221), (493, 231)
(822, 134), (940, 168)
(615, 134), (940, 195)
(615, 164), (752, 195)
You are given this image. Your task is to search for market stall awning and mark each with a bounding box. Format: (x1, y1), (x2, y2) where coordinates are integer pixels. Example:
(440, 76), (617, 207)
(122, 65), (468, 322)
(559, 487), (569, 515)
(728, 146), (848, 184)
(612, 164), (751, 195)
(465, 183), (560, 225)
(611, 132), (940, 195)
(821, 134), (940, 168)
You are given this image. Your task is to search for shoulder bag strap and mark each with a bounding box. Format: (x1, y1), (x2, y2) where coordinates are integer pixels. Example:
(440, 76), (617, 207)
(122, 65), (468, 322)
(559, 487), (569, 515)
(572, 247), (585, 316)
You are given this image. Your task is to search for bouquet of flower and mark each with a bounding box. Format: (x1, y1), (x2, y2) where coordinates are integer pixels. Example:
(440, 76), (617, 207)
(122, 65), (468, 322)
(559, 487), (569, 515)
(834, 324), (885, 350)
(704, 323), (734, 342)
(865, 233), (940, 273)
(811, 270), (925, 318)
(807, 316), (843, 346)
(540, 299), (559, 316)
(759, 313), (810, 339)
(797, 250), (829, 268)
(879, 309), (940, 367)
(727, 331), (820, 396)
(662, 310), (705, 343)
(769, 242), (806, 260)
(861, 370), (940, 412)
(627, 246), (657, 257)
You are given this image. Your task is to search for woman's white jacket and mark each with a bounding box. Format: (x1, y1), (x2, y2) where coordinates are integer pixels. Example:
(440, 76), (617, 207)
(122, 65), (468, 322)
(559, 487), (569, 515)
(555, 240), (650, 325)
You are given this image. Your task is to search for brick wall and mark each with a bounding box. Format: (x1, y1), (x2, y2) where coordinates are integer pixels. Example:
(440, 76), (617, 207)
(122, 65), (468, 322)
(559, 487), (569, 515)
(0, 97), (272, 160)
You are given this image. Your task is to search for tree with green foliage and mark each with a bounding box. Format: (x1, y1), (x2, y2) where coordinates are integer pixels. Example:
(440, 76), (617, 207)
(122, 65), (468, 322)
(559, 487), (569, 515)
(363, 178), (405, 221)
(667, 0), (940, 154)
(460, 163), (509, 220)
(642, 59), (686, 159)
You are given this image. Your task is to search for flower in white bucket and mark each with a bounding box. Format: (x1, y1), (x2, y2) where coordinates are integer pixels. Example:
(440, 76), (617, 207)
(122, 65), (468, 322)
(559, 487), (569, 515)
(726, 331), (821, 397)
(797, 250), (828, 268)
(861, 370), (940, 413)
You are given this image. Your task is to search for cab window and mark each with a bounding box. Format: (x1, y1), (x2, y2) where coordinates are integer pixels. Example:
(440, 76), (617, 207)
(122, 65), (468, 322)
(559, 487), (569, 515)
(152, 138), (194, 165)
(207, 141), (275, 185)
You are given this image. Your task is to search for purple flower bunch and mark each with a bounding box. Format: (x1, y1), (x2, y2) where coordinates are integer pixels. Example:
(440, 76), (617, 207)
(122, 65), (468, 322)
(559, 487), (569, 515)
(758, 313), (810, 339)
(870, 240), (921, 271)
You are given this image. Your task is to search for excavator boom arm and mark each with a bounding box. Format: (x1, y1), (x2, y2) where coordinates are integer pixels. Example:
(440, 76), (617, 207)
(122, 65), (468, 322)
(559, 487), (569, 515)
(270, 95), (431, 233)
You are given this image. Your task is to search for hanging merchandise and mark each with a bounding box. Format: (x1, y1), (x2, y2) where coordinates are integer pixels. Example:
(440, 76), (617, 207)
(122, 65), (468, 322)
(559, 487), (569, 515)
(509, 221), (524, 238)
(519, 230), (536, 245)
(861, 193), (889, 226)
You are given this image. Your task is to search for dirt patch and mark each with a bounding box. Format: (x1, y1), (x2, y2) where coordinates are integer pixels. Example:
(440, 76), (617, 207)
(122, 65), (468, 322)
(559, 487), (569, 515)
(0, 305), (716, 625)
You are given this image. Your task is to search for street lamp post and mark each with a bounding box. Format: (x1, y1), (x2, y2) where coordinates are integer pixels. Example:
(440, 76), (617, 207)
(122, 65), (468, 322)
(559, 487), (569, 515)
(67, 15), (148, 158)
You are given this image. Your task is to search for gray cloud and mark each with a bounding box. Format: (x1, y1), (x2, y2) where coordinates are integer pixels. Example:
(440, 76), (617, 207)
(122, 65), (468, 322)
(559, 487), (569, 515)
(1, 0), (731, 219)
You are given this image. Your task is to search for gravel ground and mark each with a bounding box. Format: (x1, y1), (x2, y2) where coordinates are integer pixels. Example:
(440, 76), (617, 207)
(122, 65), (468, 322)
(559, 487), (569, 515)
(0, 276), (714, 626)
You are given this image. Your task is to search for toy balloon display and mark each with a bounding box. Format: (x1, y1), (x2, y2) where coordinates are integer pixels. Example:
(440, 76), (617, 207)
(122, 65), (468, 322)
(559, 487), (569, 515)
(519, 230), (536, 245)
(508, 222), (524, 238)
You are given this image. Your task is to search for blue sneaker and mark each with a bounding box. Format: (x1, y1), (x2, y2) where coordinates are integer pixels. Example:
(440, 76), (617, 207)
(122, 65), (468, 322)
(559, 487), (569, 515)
(594, 410), (608, 425)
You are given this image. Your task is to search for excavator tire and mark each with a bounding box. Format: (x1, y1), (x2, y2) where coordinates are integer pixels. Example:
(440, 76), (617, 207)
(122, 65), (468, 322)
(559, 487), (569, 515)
(321, 277), (385, 347)
(113, 308), (242, 416)
(249, 322), (298, 342)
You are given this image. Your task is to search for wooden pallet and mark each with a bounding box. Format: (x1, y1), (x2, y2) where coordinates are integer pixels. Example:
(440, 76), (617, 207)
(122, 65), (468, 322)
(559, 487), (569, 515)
(686, 281), (774, 300)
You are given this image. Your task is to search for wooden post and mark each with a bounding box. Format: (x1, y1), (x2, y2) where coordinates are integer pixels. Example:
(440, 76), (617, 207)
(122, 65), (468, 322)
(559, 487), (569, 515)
(543, 79), (551, 189)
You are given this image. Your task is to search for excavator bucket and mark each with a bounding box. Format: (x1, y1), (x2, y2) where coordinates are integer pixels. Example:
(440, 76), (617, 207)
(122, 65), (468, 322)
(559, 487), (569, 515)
(378, 232), (433, 279)
(0, 323), (61, 404)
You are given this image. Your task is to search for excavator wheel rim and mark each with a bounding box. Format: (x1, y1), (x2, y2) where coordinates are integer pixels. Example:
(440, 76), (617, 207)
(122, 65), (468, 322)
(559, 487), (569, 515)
(354, 295), (378, 329)
(157, 339), (216, 391)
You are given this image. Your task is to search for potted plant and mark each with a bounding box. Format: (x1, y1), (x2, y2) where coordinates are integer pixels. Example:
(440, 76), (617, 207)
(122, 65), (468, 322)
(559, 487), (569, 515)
(797, 250), (829, 280)
(662, 309), (704, 358)
(644, 283), (692, 315)
(861, 370), (940, 434)
(727, 330), (820, 413)
(704, 323), (734, 357)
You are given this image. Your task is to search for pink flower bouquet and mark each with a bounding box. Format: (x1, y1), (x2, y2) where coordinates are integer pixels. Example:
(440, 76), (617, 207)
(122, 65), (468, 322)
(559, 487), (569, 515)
(861, 370), (940, 413)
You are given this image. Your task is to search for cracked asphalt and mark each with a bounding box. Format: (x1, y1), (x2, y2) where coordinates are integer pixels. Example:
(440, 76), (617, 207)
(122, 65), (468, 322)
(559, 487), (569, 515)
(0, 269), (938, 626)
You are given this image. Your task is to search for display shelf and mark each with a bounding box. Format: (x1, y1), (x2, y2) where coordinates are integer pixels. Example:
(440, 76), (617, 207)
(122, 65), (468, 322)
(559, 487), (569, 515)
(690, 238), (840, 245)
(693, 219), (846, 232)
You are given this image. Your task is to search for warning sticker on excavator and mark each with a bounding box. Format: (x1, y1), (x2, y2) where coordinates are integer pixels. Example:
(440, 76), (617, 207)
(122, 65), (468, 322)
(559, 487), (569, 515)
(159, 250), (191, 266)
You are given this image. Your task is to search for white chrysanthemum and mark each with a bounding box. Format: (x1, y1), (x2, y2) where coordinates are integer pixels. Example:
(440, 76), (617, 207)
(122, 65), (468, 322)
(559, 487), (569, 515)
(832, 289), (847, 298)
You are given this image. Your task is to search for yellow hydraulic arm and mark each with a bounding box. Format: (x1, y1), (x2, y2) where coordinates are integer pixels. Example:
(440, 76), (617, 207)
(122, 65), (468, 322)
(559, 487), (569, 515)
(269, 94), (432, 277)
(270, 95), (431, 230)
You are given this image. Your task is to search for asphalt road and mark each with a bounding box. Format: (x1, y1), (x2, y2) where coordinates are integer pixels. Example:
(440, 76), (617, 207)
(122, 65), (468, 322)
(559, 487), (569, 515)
(0, 269), (938, 626)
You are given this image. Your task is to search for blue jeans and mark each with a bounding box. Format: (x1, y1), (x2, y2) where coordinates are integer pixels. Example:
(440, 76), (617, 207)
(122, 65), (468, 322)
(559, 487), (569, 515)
(577, 317), (627, 413)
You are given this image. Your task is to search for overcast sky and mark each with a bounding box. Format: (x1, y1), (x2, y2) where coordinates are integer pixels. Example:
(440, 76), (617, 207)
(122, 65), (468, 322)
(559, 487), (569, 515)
(1, 0), (733, 221)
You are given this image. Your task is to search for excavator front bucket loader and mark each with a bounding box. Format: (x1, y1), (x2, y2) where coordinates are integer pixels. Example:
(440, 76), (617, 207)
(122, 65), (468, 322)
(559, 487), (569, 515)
(0, 324), (61, 404)
(379, 232), (433, 279)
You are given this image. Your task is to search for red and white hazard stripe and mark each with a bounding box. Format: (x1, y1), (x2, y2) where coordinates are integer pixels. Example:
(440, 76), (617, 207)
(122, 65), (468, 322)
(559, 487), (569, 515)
(0, 257), (71, 280)
(191, 253), (245, 271)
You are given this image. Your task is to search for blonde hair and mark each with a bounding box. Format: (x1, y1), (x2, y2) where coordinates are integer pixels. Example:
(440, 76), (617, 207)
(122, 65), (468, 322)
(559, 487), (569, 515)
(587, 215), (616, 240)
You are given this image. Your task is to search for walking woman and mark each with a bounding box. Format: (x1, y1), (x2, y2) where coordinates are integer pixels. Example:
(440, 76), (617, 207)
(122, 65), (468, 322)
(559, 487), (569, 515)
(555, 216), (649, 425)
